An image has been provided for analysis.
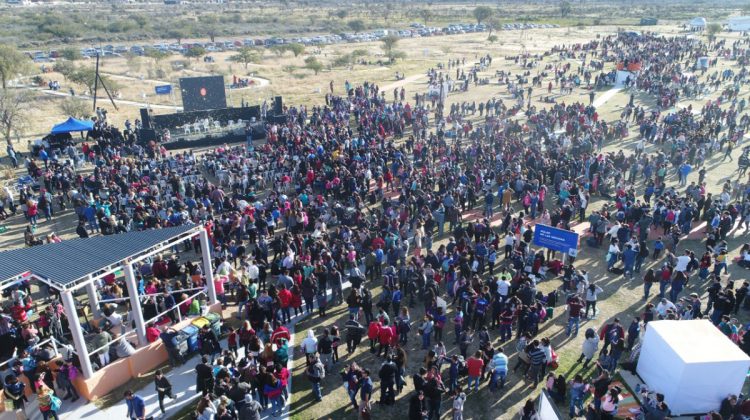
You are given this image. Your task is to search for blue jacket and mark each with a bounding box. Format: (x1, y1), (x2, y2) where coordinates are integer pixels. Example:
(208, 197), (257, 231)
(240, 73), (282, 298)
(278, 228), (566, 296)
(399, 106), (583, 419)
(126, 395), (146, 418)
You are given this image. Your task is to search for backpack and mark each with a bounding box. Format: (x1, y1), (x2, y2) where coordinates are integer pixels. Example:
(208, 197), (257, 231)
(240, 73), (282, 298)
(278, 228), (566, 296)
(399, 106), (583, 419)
(398, 319), (411, 334)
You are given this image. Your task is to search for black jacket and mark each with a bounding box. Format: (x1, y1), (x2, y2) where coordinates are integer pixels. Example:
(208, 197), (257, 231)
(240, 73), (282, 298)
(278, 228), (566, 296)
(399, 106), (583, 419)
(409, 395), (427, 420)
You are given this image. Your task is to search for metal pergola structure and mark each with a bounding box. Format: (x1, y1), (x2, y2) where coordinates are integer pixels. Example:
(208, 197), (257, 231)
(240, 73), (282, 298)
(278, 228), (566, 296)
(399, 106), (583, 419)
(0, 224), (218, 379)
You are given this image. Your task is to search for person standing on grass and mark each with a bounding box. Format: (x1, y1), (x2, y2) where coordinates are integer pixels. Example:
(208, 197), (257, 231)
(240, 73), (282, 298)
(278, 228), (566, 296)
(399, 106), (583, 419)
(566, 295), (584, 337)
(359, 369), (373, 416)
(584, 283), (604, 319)
(306, 352), (325, 403)
(154, 369), (174, 418)
(466, 351), (484, 392)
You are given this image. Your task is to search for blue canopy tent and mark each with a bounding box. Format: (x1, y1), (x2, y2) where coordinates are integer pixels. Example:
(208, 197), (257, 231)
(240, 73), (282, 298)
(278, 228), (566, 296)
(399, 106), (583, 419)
(50, 117), (94, 134)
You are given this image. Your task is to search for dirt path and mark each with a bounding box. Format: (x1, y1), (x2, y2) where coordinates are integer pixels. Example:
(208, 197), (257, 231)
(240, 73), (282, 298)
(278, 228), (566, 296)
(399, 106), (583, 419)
(28, 86), (183, 110)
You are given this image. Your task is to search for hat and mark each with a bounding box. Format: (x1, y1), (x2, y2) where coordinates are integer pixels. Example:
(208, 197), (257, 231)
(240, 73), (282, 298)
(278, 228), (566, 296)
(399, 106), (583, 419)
(244, 394), (254, 403)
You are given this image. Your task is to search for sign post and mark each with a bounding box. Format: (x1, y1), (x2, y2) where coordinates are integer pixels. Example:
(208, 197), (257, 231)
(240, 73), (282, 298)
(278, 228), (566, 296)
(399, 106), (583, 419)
(155, 84), (173, 95)
(532, 224), (579, 257)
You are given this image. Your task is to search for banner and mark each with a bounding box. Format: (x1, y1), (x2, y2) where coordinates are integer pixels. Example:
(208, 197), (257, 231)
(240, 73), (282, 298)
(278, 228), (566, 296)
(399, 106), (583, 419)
(538, 389), (564, 420)
(155, 84), (172, 95)
(532, 224), (579, 256)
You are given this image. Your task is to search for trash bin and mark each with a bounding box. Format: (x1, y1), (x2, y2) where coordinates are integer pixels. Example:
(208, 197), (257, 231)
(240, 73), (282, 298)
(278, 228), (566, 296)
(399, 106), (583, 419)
(204, 312), (222, 337)
(182, 324), (199, 353)
(173, 331), (190, 357)
(192, 317), (210, 329)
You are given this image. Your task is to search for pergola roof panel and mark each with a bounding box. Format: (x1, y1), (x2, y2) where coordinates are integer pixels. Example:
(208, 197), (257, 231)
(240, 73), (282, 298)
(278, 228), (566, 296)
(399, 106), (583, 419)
(0, 224), (198, 289)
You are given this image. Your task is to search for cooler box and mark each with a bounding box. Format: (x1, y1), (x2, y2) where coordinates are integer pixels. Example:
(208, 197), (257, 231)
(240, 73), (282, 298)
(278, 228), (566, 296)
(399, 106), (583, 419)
(182, 324), (200, 353)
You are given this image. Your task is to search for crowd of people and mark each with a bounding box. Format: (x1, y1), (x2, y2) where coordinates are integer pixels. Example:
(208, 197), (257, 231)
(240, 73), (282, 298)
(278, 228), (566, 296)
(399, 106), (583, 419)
(4, 29), (750, 420)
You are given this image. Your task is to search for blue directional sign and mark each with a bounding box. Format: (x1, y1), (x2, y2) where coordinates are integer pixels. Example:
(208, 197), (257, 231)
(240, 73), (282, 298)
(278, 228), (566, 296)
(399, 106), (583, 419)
(533, 224), (579, 256)
(155, 84), (172, 95)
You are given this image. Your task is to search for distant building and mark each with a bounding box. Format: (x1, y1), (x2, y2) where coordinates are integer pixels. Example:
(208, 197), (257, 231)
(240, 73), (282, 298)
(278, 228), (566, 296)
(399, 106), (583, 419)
(727, 16), (750, 32)
(689, 17), (707, 32)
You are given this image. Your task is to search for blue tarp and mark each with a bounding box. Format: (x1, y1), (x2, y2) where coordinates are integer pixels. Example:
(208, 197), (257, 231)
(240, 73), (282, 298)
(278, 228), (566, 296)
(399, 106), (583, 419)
(50, 117), (94, 134)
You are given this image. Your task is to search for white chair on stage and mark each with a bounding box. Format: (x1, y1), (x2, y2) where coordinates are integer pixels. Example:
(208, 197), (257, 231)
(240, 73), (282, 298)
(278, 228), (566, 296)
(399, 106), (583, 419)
(183, 125), (191, 135)
(202, 119), (210, 132)
(214, 120), (221, 130)
(193, 122), (201, 133)
(227, 120), (235, 127)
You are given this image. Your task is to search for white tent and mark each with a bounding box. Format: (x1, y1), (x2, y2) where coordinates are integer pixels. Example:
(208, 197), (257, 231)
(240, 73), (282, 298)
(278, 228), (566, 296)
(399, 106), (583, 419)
(615, 71), (635, 88)
(728, 16), (750, 31)
(689, 17), (707, 31)
(637, 320), (750, 415)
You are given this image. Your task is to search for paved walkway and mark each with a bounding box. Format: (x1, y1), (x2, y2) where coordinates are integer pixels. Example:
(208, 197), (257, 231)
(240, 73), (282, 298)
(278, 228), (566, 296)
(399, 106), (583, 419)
(8, 273), (356, 420)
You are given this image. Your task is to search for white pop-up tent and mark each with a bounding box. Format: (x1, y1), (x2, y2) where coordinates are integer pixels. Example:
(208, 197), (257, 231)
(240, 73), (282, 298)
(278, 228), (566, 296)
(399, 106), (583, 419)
(637, 320), (750, 415)
(615, 71), (636, 88)
(689, 17), (707, 31)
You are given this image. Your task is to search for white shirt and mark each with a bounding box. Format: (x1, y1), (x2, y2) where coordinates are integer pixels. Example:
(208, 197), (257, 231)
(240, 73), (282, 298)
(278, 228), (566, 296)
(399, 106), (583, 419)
(216, 260), (233, 276)
(246, 263), (259, 280)
(496, 279), (510, 297)
(675, 255), (691, 272)
(656, 300), (676, 316)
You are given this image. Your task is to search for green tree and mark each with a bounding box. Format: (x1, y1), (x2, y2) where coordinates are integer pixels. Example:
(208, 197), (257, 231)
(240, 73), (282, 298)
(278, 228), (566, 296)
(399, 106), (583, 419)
(60, 47), (82, 61)
(487, 35), (498, 43)
(560, 1), (572, 18)
(168, 28), (188, 45)
(206, 25), (219, 43)
(473, 6), (493, 25)
(185, 46), (207, 61)
(0, 45), (31, 90)
(304, 56), (323, 75)
(68, 68), (118, 94)
(707, 22), (722, 41)
(145, 49), (169, 64)
(419, 9), (433, 26)
(58, 97), (91, 119)
(486, 17), (500, 36)
(335, 9), (348, 19)
(348, 19), (366, 34)
(53, 60), (76, 80)
(130, 14), (148, 28)
(229, 47), (260, 69)
(286, 43), (305, 58)
(380, 35), (402, 63)
(0, 90), (31, 145)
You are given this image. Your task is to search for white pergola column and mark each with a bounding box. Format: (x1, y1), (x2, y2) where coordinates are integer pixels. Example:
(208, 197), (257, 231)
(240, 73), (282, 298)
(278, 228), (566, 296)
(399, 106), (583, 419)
(199, 229), (218, 305)
(123, 263), (147, 346)
(85, 279), (100, 318)
(61, 290), (94, 379)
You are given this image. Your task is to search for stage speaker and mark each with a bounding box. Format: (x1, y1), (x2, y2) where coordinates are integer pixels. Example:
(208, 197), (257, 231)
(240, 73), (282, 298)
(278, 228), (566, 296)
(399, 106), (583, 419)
(268, 114), (287, 124)
(140, 108), (152, 129)
(139, 128), (157, 143)
(274, 96), (282, 114)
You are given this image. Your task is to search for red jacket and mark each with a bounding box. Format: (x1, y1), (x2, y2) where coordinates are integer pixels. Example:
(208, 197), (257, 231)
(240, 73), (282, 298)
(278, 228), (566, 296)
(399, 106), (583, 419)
(378, 324), (393, 345)
(278, 289), (292, 308)
(291, 289), (302, 308)
(367, 321), (381, 340)
(271, 326), (291, 345)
